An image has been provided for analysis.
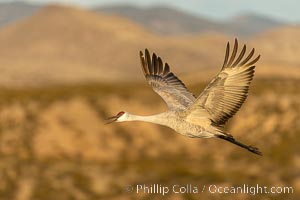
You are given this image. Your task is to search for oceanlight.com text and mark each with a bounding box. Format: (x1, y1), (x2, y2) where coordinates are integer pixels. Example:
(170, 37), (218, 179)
(124, 184), (294, 196)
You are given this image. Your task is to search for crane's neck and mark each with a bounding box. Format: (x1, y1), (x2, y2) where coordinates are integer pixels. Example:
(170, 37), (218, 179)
(121, 112), (168, 126)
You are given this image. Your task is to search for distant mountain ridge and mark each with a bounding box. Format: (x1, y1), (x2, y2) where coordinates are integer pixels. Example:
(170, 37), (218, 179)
(0, 4), (298, 87)
(0, 2), (287, 37)
(95, 5), (286, 37)
(95, 5), (221, 35)
(0, 1), (41, 28)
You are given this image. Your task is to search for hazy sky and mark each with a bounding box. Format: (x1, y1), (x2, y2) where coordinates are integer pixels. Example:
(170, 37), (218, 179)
(13, 0), (300, 22)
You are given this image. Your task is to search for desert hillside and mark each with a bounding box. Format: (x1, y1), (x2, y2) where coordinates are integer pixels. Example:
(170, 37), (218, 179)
(0, 79), (299, 200)
(252, 26), (300, 66)
(0, 2), (286, 37)
(0, 5), (158, 86)
(0, 5), (234, 87)
(0, 5), (298, 87)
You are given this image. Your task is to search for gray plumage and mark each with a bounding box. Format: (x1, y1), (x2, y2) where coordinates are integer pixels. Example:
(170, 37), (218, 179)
(140, 49), (196, 110)
(107, 39), (262, 156)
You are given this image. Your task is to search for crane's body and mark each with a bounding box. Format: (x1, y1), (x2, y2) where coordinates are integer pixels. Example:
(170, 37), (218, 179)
(107, 39), (262, 156)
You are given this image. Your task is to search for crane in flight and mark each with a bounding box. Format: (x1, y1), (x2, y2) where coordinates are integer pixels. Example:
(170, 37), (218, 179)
(106, 39), (262, 155)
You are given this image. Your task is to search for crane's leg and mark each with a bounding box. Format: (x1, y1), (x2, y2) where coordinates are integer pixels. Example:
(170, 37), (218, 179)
(216, 134), (262, 156)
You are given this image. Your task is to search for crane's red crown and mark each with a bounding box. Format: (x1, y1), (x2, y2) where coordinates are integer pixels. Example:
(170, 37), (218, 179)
(117, 111), (125, 116)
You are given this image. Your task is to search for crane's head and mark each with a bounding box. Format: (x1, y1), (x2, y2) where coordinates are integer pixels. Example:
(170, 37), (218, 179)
(105, 111), (127, 124)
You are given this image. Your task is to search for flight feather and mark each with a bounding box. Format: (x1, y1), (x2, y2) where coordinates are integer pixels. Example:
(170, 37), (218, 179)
(140, 49), (196, 110)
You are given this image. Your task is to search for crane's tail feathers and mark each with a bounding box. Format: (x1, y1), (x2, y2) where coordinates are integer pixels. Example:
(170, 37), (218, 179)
(216, 134), (262, 156)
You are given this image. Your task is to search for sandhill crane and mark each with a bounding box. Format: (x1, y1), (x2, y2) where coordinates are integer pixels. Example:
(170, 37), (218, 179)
(106, 39), (262, 155)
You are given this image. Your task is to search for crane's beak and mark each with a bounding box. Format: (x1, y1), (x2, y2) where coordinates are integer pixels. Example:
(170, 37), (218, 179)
(105, 115), (119, 125)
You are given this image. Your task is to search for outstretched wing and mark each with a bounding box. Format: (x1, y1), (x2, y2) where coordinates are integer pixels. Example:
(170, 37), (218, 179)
(186, 39), (260, 126)
(140, 49), (196, 111)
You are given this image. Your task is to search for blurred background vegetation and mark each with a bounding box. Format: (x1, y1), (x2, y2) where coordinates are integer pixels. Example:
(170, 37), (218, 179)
(0, 1), (299, 200)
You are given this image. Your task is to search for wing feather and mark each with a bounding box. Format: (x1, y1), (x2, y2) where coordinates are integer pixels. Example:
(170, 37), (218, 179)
(227, 38), (238, 67)
(222, 42), (230, 69)
(231, 44), (246, 67)
(185, 39), (260, 126)
(157, 57), (163, 74)
(140, 49), (196, 110)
